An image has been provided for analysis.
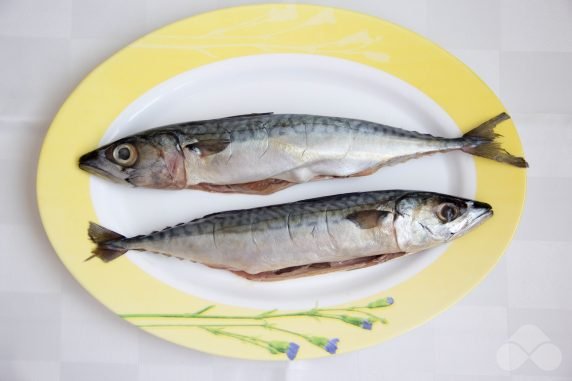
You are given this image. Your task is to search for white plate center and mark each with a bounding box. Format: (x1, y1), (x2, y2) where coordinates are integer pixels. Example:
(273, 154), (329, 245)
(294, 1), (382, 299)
(91, 54), (476, 309)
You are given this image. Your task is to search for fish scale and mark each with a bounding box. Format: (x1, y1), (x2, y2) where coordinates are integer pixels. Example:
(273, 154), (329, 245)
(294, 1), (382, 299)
(177, 114), (454, 184)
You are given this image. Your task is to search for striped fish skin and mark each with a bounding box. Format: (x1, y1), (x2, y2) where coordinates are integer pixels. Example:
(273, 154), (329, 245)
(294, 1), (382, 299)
(172, 114), (456, 185)
(89, 190), (493, 279)
(78, 113), (527, 194)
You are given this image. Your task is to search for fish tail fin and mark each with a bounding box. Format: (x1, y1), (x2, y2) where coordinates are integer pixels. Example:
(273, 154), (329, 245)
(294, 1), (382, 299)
(86, 222), (127, 262)
(460, 112), (528, 168)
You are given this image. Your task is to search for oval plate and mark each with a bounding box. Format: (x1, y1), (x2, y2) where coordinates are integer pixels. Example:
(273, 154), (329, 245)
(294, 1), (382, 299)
(37, 4), (526, 360)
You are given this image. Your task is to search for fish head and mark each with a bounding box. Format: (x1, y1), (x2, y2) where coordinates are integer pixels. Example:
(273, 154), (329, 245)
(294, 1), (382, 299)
(78, 132), (186, 189)
(393, 192), (493, 252)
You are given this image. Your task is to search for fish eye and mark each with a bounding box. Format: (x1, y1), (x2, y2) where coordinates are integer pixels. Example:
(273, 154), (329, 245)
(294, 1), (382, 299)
(112, 144), (137, 166)
(437, 203), (460, 223)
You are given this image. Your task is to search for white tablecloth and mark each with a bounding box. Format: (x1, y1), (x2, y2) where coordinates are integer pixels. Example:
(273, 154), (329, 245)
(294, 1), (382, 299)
(1, 1), (571, 380)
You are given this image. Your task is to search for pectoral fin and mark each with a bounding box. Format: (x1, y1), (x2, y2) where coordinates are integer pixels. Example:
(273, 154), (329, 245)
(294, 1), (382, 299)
(186, 139), (230, 157)
(346, 210), (390, 229)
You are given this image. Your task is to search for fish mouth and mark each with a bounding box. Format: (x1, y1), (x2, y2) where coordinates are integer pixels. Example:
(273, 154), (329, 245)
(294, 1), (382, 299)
(464, 204), (494, 232)
(472, 201), (494, 223)
(473, 208), (494, 225)
(448, 202), (493, 241)
(78, 151), (128, 184)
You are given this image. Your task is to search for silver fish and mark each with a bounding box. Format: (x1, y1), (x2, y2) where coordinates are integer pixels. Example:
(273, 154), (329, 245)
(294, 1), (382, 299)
(87, 190), (493, 281)
(79, 113), (528, 195)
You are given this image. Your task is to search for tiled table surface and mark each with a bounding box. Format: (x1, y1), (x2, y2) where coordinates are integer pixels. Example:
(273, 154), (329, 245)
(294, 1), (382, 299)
(1, 1), (571, 380)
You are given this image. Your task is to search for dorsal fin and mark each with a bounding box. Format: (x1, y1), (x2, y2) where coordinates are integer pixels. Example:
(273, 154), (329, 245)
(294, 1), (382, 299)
(218, 112), (273, 120)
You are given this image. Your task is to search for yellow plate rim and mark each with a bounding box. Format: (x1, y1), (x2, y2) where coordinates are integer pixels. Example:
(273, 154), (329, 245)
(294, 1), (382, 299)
(37, 4), (526, 360)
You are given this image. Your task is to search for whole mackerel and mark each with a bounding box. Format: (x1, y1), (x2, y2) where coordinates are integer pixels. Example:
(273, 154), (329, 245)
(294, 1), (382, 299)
(88, 190), (493, 281)
(79, 113), (528, 195)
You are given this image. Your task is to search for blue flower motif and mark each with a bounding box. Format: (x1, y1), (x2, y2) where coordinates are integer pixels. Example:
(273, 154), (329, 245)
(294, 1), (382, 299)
(287, 342), (300, 360)
(307, 336), (339, 354)
(324, 338), (339, 354)
(367, 296), (394, 308)
(361, 319), (373, 330)
(268, 340), (300, 360)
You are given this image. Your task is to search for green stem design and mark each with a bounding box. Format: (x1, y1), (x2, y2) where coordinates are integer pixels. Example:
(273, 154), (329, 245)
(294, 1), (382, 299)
(137, 322), (333, 354)
(142, 322), (311, 341)
(122, 311), (350, 322)
(121, 299), (392, 326)
(201, 327), (271, 351)
(139, 323), (268, 328)
(324, 308), (388, 324)
(120, 297), (394, 359)
(266, 325), (310, 340)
